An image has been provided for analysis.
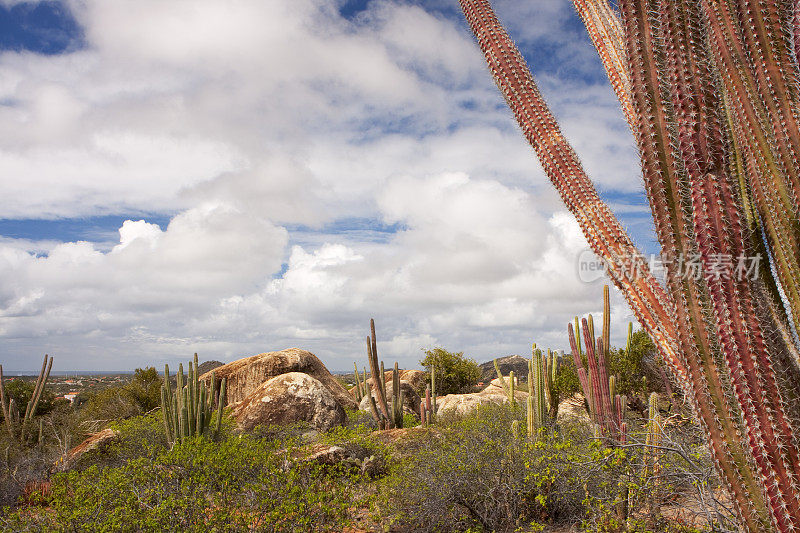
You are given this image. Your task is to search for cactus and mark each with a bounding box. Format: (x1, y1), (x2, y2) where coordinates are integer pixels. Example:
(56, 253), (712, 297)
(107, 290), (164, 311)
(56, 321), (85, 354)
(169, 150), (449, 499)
(568, 286), (626, 444)
(363, 319), (408, 429)
(352, 362), (370, 402)
(523, 345), (563, 439)
(420, 379), (437, 427)
(459, 0), (800, 528)
(645, 392), (663, 478)
(161, 354), (226, 445)
(493, 359), (515, 405)
(0, 354), (53, 445)
(645, 392), (663, 519)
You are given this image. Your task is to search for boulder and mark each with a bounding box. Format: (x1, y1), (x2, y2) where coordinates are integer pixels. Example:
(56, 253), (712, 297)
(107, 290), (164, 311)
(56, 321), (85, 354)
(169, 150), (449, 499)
(398, 369), (426, 393)
(479, 355), (529, 382)
(356, 369), (427, 394)
(436, 376), (527, 417)
(358, 380), (422, 417)
(556, 394), (591, 425)
(231, 372), (346, 432)
(200, 348), (357, 411)
(53, 428), (119, 472)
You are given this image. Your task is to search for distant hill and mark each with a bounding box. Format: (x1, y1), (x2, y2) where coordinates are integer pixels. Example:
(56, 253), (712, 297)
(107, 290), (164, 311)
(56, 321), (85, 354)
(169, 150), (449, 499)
(197, 360), (224, 376)
(479, 355), (529, 382)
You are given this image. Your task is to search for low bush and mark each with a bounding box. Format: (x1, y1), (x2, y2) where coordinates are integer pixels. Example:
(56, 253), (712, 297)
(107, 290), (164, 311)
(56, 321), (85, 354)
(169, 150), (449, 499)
(2, 431), (373, 532)
(379, 401), (723, 533)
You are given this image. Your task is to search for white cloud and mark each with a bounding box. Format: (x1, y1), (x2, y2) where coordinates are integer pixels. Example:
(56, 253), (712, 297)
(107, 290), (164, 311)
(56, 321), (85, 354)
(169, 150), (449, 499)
(0, 0), (644, 371)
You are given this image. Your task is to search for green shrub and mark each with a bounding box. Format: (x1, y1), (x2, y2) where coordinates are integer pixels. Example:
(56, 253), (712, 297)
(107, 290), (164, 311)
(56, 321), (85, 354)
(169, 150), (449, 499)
(79, 367), (164, 426)
(420, 347), (481, 395)
(2, 432), (371, 532)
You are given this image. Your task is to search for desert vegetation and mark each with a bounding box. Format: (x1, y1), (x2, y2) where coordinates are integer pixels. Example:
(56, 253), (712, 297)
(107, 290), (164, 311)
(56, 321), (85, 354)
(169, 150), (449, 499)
(0, 290), (736, 532)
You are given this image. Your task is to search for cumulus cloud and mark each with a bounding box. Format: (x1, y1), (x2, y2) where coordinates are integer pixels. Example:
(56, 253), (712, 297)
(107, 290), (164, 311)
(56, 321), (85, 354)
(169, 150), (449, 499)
(0, 0), (643, 370)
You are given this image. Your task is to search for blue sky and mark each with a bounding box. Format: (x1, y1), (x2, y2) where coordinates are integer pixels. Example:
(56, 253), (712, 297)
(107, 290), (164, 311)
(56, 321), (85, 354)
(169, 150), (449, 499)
(0, 0), (654, 372)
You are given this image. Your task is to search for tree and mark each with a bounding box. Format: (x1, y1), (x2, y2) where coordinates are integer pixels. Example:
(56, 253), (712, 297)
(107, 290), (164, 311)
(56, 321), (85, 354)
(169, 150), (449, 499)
(125, 367), (162, 412)
(459, 0), (800, 530)
(420, 348), (481, 395)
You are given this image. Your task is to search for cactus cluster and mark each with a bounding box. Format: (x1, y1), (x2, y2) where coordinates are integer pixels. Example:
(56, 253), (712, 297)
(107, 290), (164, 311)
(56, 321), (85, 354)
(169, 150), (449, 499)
(497, 346), (562, 440)
(364, 319), (405, 429)
(568, 286), (627, 444)
(0, 354), (53, 445)
(161, 353), (227, 445)
(528, 345), (561, 435)
(352, 362), (369, 402)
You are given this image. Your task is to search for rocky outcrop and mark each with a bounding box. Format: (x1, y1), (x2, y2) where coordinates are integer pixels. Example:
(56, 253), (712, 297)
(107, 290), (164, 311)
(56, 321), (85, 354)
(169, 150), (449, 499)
(197, 360), (224, 376)
(231, 372), (345, 432)
(479, 355), (529, 383)
(200, 348), (357, 411)
(53, 428), (119, 472)
(436, 376), (527, 416)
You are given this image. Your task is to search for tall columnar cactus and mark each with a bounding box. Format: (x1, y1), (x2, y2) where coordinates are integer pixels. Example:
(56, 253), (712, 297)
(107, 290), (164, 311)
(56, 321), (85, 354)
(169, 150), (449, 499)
(527, 345), (562, 437)
(363, 318), (407, 429)
(161, 353), (227, 445)
(645, 392), (663, 479)
(420, 366), (437, 426)
(493, 359), (517, 406)
(459, 1), (800, 528)
(353, 362), (367, 401)
(568, 287), (627, 444)
(0, 354), (53, 445)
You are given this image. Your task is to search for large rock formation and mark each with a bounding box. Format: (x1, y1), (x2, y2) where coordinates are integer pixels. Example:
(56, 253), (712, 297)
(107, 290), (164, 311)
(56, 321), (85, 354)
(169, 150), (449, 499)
(231, 372), (345, 431)
(479, 355), (529, 383)
(200, 348), (357, 412)
(436, 376), (528, 416)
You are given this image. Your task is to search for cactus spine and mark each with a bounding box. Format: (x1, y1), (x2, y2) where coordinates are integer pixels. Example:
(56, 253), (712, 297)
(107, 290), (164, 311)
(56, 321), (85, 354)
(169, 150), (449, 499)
(0, 354), (53, 445)
(161, 354), (227, 445)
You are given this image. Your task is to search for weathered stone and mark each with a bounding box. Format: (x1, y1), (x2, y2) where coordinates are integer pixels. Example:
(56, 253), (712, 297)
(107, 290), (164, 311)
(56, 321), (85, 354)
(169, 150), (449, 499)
(231, 372), (346, 431)
(358, 380), (422, 417)
(556, 394), (592, 425)
(200, 348), (357, 411)
(53, 428), (119, 472)
(436, 376), (527, 417)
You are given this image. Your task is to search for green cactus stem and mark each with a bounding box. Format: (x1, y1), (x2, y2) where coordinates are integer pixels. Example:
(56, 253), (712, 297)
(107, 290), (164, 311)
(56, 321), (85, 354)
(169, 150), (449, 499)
(161, 356), (226, 444)
(0, 355), (53, 445)
(353, 362), (364, 401)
